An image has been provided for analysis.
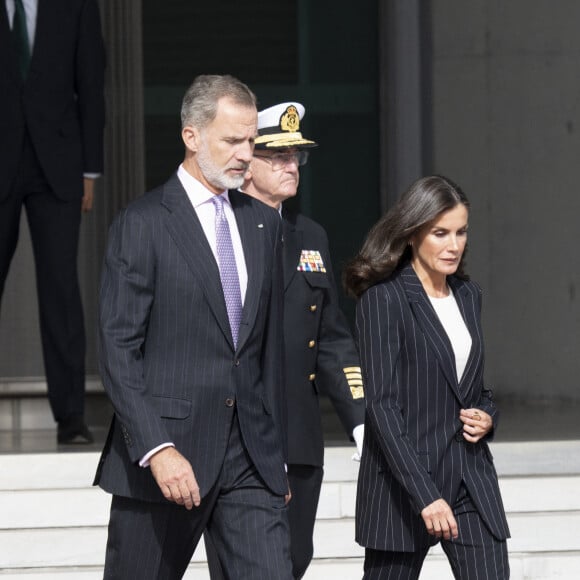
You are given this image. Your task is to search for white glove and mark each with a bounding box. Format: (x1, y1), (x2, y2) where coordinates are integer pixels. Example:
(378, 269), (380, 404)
(352, 424), (364, 462)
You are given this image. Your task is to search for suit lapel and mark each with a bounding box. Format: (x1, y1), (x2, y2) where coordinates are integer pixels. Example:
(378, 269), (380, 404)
(161, 175), (234, 349)
(281, 209), (302, 291)
(230, 190), (264, 351)
(401, 264), (464, 402)
(448, 276), (482, 397)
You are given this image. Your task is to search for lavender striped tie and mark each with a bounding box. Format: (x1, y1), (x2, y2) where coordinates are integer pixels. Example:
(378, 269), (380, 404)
(212, 195), (243, 347)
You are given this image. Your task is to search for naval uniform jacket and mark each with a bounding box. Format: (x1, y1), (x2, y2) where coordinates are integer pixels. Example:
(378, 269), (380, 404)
(94, 177), (288, 501)
(282, 209), (364, 467)
(354, 263), (510, 551)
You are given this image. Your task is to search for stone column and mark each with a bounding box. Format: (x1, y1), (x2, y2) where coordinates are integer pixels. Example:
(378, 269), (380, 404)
(79, 0), (146, 373)
(378, 0), (432, 209)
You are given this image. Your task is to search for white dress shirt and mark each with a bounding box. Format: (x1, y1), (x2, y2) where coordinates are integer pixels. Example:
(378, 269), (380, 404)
(178, 164), (248, 303)
(5, 0), (37, 50)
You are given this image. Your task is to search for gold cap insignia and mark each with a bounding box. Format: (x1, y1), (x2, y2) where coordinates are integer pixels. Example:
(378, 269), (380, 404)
(280, 105), (300, 133)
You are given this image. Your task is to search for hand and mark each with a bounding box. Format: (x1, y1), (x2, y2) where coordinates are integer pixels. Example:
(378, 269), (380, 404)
(421, 498), (458, 540)
(149, 447), (200, 510)
(285, 485), (292, 505)
(459, 408), (493, 443)
(82, 177), (95, 212)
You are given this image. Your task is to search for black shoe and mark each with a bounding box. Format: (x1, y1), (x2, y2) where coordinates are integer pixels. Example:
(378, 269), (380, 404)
(57, 416), (94, 445)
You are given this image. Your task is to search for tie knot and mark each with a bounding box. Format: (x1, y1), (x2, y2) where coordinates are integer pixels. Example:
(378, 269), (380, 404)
(212, 195), (226, 218)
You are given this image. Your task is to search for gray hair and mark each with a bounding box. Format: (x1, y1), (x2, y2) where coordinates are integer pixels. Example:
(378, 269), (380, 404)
(180, 75), (257, 129)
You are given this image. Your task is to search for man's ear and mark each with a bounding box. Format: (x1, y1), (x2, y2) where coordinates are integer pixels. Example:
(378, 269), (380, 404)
(182, 126), (200, 153)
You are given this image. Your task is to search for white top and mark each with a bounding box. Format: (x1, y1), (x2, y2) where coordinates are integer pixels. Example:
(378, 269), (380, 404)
(428, 290), (472, 382)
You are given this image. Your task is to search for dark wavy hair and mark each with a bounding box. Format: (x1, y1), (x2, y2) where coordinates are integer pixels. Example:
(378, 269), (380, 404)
(343, 175), (470, 298)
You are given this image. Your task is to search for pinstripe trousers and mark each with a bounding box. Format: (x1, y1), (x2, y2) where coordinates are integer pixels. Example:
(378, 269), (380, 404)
(206, 463), (324, 580)
(363, 485), (509, 580)
(103, 412), (293, 579)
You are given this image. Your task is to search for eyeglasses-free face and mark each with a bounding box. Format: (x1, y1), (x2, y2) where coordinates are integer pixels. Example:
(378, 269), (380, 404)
(252, 150), (309, 170)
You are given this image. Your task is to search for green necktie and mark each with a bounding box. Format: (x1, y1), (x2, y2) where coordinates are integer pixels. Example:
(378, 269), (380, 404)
(12, 0), (31, 80)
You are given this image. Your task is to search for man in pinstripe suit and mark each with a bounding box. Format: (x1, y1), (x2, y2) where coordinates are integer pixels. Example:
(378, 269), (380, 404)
(344, 176), (510, 579)
(94, 75), (293, 579)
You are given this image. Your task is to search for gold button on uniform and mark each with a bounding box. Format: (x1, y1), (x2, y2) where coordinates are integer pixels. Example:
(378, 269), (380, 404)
(308, 373), (316, 381)
(309, 304), (317, 312)
(308, 340), (316, 348)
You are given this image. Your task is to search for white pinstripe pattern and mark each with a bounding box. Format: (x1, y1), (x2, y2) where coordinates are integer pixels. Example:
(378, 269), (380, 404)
(354, 263), (510, 560)
(441, 497), (510, 579)
(96, 177), (288, 500)
(95, 176), (292, 575)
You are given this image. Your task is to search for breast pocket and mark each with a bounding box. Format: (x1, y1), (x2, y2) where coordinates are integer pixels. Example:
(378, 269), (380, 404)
(303, 272), (331, 290)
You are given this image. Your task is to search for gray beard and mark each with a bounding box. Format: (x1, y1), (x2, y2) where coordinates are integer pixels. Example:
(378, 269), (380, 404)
(196, 145), (246, 191)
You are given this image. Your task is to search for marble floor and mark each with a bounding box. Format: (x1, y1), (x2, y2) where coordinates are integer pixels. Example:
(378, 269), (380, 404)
(1, 396), (579, 454)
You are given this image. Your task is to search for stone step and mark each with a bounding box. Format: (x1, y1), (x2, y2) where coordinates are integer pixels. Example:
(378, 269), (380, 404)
(0, 377), (111, 431)
(0, 378), (104, 398)
(2, 442), (580, 578)
(4, 440), (573, 494)
(316, 475), (580, 522)
(0, 527), (207, 569)
(2, 553), (579, 580)
(1, 510), (580, 571)
(302, 552), (580, 580)
(0, 453), (101, 490)
(323, 440), (580, 480)
(2, 475), (578, 531)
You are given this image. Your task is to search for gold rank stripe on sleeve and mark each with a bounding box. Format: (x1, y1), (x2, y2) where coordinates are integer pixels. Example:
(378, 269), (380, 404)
(344, 367), (364, 399)
(350, 386), (364, 399)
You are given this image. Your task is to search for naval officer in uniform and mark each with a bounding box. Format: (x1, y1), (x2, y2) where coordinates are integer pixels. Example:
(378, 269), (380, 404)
(206, 101), (365, 579)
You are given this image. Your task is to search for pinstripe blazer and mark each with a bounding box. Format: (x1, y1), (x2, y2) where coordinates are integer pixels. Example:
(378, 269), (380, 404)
(354, 263), (510, 552)
(94, 174), (288, 501)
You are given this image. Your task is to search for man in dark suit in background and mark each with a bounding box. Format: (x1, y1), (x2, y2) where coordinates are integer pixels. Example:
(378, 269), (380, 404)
(94, 75), (293, 579)
(208, 102), (365, 579)
(0, 0), (106, 443)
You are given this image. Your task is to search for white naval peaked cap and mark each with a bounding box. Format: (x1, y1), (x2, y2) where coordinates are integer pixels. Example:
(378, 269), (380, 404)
(255, 102), (318, 150)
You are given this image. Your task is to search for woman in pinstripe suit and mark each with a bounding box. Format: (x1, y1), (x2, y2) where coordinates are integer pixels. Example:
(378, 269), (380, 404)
(344, 176), (509, 579)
